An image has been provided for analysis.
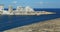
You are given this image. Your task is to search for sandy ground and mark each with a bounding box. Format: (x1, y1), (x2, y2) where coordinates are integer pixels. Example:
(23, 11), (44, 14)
(4, 18), (60, 32)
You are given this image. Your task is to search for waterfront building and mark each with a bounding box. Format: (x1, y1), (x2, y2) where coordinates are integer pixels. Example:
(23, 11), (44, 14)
(0, 5), (56, 15)
(8, 5), (13, 13)
(0, 4), (4, 11)
(16, 6), (24, 11)
(0, 4), (4, 14)
(25, 6), (34, 12)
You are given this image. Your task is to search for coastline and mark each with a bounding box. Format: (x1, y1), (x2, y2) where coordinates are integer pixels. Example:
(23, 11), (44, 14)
(4, 18), (60, 32)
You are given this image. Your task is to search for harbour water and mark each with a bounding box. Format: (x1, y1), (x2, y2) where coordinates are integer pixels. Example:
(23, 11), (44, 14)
(0, 8), (60, 31)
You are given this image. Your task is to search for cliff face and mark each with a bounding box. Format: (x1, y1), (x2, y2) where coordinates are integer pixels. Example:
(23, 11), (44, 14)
(4, 18), (60, 32)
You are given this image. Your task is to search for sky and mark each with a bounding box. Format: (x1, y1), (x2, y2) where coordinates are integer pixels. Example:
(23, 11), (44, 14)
(0, 0), (60, 8)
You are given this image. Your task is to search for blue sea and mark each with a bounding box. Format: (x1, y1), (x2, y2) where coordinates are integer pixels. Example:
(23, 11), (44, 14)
(0, 8), (60, 31)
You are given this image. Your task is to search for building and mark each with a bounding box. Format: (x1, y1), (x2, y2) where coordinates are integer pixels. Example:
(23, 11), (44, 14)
(8, 5), (13, 13)
(25, 6), (34, 12)
(0, 5), (55, 15)
(16, 6), (24, 11)
(0, 4), (4, 11)
(0, 4), (4, 14)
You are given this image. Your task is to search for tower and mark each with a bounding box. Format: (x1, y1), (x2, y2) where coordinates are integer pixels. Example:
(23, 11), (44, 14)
(8, 5), (13, 13)
(0, 4), (4, 14)
(16, 6), (23, 11)
(25, 6), (34, 12)
(0, 4), (4, 11)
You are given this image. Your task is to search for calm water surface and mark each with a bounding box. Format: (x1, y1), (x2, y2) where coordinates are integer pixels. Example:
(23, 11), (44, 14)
(0, 14), (60, 31)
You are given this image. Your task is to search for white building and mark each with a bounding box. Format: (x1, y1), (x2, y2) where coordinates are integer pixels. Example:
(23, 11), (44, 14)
(0, 5), (4, 11)
(16, 6), (24, 11)
(25, 6), (34, 12)
(8, 5), (13, 13)
(0, 5), (55, 15)
(0, 5), (4, 14)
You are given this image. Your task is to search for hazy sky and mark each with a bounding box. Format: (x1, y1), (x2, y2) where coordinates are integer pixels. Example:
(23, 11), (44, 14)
(0, 0), (60, 8)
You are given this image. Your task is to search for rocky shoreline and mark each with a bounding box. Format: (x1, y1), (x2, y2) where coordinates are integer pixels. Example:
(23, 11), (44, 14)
(4, 18), (60, 32)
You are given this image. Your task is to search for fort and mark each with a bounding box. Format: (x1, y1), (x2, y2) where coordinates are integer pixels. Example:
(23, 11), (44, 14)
(0, 5), (56, 15)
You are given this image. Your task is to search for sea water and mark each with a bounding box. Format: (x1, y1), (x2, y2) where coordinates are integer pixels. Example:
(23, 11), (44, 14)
(0, 8), (60, 31)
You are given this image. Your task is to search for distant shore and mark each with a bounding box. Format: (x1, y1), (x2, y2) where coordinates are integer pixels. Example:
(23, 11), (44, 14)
(4, 18), (60, 32)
